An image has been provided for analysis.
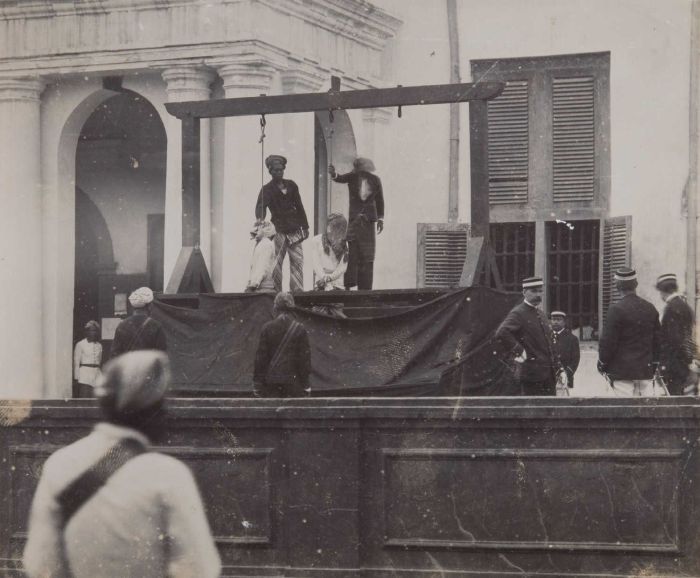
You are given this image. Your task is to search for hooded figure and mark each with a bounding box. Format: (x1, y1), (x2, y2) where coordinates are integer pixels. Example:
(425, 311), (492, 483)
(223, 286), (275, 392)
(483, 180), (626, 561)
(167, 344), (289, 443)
(312, 213), (349, 291)
(246, 220), (277, 292)
(23, 351), (221, 578)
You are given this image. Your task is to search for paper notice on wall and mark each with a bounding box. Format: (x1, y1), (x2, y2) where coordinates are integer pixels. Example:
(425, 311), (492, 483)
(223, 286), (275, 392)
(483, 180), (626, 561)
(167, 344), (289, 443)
(101, 318), (122, 341)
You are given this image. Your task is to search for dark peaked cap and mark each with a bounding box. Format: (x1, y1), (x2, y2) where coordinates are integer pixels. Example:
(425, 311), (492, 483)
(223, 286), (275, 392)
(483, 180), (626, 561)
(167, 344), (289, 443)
(265, 155), (287, 170)
(614, 267), (637, 281)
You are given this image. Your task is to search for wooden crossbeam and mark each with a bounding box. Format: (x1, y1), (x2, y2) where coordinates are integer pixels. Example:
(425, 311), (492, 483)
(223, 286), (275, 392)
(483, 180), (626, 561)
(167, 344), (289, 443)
(165, 81), (504, 119)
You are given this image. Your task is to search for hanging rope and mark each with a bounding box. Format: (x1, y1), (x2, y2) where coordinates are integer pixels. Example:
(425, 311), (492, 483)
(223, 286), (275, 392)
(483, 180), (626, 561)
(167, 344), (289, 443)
(327, 109), (335, 167)
(259, 114), (267, 189)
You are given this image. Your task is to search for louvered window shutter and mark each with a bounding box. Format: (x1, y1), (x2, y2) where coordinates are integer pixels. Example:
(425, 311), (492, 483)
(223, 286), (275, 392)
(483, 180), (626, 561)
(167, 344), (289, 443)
(600, 216), (632, 328)
(487, 80), (529, 204)
(417, 224), (469, 288)
(552, 77), (595, 202)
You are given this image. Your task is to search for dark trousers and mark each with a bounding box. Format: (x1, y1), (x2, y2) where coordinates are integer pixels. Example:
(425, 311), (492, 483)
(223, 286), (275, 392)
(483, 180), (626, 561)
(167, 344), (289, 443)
(520, 379), (556, 396)
(345, 219), (376, 290)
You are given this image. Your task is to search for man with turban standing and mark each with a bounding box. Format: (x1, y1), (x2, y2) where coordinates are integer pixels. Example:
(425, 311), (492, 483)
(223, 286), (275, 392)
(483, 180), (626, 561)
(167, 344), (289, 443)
(110, 287), (167, 359)
(255, 155), (309, 292)
(329, 157), (384, 290)
(23, 351), (221, 578)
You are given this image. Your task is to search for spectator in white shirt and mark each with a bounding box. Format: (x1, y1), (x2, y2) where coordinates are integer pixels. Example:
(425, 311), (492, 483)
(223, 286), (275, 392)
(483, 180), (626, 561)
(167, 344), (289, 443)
(23, 350), (221, 578)
(73, 320), (103, 398)
(246, 220), (277, 293)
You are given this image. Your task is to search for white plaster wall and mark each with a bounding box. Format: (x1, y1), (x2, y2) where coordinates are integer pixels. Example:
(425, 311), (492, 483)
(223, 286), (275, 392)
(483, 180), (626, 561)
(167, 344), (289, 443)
(370, 0), (691, 298)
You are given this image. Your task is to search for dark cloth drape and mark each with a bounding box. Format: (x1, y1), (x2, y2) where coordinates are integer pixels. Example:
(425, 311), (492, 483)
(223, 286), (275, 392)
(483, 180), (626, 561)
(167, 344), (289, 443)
(151, 288), (520, 396)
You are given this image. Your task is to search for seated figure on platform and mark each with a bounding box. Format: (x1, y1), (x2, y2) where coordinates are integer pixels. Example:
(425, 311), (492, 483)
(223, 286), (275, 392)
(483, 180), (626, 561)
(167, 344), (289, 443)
(73, 320), (102, 398)
(23, 350), (221, 578)
(254, 292), (311, 398)
(329, 157), (384, 290)
(312, 213), (349, 291)
(255, 155), (309, 293)
(110, 287), (167, 359)
(246, 220), (277, 293)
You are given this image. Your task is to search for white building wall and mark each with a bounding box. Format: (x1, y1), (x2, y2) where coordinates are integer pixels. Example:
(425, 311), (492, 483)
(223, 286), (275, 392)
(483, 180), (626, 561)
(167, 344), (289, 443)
(369, 0), (692, 300)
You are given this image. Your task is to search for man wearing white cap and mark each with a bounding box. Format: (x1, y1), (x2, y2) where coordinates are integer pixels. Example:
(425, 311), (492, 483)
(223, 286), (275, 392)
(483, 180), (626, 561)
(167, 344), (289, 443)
(655, 273), (696, 395)
(24, 351), (221, 578)
(550, 311), (580, 390)
(598, 267), (661, 396)
(110, 286), (167, 359)
(496, 276), (564, 396)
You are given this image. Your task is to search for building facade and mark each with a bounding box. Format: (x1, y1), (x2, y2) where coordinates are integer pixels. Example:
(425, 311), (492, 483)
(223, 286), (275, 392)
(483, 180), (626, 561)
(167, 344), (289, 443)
(0, 0), (695, 398)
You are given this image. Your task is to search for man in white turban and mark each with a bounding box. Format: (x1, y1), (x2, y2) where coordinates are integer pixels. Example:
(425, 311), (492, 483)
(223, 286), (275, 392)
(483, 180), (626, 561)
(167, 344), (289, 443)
(110, 286), (167, 359)
(23, 351), (221, 578)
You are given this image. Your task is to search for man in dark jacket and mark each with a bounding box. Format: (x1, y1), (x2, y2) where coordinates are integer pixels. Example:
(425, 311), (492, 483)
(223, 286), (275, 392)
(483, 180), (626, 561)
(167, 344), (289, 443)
(550, 310), (580, 389)
(255, 155), (309, 292)
(496, 277), (563, 396)
(254, 292), (311, 397)
(655, 273), (696, 395)
(328, 157), (384, 290)
(110, 287), (167, 359)
(598, 268), (661, 396)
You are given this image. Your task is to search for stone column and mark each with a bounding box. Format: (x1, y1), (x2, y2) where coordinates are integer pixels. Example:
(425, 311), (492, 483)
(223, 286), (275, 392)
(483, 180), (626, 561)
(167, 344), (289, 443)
(161, 66), (215, 285)
(0, 77), (45, 398)
(214, 61), (275, 291)
(279, 64), (325, 287)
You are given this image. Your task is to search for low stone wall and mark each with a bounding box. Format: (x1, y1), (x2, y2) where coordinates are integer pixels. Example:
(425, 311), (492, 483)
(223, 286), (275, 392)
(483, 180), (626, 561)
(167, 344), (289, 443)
(2, 397), (700, 577)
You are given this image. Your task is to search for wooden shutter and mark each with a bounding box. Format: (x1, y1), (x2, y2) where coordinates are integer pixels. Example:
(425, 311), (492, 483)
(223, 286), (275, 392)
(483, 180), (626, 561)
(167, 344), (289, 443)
(487, 80), (529, 204)
(552, 76), (595, 202)
(600, 216), (631, 328)
(417, 224), (469, 288)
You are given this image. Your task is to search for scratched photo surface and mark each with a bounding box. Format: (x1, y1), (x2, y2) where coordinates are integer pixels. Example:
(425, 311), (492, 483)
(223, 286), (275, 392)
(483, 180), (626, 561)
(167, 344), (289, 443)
(1, 1), (699, 577)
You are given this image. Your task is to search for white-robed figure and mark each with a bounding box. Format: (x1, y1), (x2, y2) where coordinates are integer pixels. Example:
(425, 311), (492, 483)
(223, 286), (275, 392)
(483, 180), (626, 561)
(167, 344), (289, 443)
(246, 220), (277, 293)
(73, 320), (102, 398)
(311, 213), (349, 291)
(23, 351), (221, 578)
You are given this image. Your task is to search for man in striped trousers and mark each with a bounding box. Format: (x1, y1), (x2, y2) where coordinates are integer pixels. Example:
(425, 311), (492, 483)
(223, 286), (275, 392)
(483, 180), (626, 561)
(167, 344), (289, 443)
(255, 155), (309, 292)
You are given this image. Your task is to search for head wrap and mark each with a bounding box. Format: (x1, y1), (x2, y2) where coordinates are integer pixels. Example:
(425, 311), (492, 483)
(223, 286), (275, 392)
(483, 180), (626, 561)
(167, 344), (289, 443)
(322, 213), (348, 262)
(95, 350), (170, 415)
(273, 291), (295, 315)
(128, 287), (154, 308)
(265, 155), (287, 170)
(353, 157), (376, 172)
(84, 320), (101, 331)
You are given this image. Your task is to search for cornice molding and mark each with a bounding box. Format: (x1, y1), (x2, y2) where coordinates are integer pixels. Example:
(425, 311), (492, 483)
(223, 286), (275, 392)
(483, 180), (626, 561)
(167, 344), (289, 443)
(280, 60), (327, 94)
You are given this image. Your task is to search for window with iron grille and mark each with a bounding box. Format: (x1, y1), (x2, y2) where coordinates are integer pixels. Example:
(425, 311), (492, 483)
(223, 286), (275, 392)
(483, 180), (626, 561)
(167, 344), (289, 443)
(546, 220), (600, 340)
(490, 222), (535, 292)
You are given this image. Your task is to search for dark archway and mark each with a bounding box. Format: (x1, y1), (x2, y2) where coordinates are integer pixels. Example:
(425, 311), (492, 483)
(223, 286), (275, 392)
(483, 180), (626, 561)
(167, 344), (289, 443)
(73, 90), (167, 356)
(73, 187), (115, 344)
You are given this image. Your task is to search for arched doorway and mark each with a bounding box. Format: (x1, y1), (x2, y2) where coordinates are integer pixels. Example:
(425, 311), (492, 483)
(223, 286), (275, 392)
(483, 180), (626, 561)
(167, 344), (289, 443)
(314, 110), (357, 234)
(74, 90), (167, 359)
